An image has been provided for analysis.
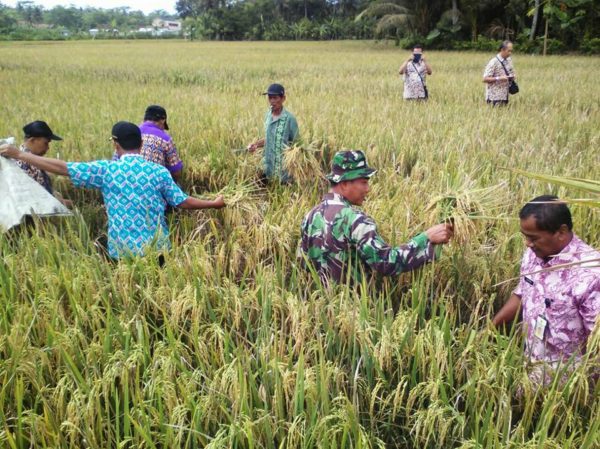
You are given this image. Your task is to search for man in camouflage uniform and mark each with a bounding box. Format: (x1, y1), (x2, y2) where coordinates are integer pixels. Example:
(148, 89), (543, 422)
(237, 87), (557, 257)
(298, 150), (453, 286)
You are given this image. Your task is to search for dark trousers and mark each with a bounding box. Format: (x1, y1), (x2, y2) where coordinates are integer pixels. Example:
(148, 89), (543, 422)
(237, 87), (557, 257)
(487, 99), (508, 106)
(94, 235), (165, 267)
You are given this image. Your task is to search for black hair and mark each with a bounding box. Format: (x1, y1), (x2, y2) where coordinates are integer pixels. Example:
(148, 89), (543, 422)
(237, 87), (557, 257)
(498, 40), (512, 51)
(519, 195), (573, 232)
(413, 44), (423, 50)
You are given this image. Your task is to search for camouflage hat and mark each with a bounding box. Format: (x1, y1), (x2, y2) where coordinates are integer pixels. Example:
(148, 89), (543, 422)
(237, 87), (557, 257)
(326, 150), (377, 183)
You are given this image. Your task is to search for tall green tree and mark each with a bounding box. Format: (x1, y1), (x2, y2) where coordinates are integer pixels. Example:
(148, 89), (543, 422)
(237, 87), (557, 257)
(16, 1), (42, 25)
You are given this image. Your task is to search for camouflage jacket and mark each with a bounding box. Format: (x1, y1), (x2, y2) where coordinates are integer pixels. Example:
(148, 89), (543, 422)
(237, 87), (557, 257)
(298, 192), (436, 285)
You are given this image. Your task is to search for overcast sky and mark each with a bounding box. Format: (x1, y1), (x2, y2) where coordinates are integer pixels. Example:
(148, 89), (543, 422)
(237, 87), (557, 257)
(5, 1), (178, 14)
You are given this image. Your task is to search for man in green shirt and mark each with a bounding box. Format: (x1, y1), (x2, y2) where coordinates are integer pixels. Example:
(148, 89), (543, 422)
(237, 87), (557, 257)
(247, 83), (299, 183)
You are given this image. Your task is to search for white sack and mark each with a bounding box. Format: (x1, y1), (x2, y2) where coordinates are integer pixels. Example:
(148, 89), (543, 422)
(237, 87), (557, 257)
(0, 155), (72, 232)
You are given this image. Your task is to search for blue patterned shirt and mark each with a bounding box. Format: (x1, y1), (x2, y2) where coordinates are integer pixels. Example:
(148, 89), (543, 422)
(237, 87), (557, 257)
(67, 154), (188, 259)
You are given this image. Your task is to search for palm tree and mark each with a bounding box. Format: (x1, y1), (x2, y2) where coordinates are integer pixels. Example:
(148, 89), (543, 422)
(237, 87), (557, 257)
(355, 1), (413, 38)
(356, 0), (444, 39)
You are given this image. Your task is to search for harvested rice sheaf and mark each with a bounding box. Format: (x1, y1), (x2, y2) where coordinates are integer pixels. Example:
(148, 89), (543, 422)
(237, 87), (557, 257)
(426, 181), (509, 245)
(284, 141), (326, 185)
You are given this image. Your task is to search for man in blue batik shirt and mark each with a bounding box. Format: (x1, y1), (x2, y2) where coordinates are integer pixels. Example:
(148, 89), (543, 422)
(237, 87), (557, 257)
(1, 121), (225, 260)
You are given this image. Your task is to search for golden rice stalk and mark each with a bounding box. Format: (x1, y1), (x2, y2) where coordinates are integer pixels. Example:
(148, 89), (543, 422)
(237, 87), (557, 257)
(425, 180), (508, 245)
(284, 141), (326, 186)
(217, 180), (264, 208)
(217, 180), (267, 230)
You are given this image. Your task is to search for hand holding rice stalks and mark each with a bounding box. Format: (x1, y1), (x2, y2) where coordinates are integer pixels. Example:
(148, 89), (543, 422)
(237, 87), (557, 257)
(425, 181), (509, 245)
(216, 180), (266, 217)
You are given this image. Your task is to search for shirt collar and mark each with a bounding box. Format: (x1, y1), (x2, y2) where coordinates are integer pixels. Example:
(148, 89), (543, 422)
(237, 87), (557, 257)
(538, 234), (580, 267)
(141, 121), (161, 130)
(324, 191), (350, 205)
(269, 107), (288, 122)
(119, 153), (143, 160)
(496, 54), (505, 62)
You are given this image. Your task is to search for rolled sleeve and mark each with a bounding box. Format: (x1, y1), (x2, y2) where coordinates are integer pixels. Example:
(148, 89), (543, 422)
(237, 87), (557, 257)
(67, 161), (107, 189)
(483, 59), (496, 78)
(164, 141), (183, 173)
(167, 160), (184, 173)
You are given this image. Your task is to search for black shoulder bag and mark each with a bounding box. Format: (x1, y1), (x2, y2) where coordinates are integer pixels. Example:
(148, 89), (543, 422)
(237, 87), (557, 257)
(496, 56), (519, 95)
(411, 62), (429, 99)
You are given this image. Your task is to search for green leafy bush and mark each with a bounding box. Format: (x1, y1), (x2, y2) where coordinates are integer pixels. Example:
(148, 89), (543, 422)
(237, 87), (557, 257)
(581, 37), (600, 54)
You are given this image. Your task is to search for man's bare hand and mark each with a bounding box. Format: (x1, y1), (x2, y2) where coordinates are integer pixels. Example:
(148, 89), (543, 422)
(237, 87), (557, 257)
(0, 144), (20, 159)
(212, 195), (226, 209)
(425, 223), (454, 244)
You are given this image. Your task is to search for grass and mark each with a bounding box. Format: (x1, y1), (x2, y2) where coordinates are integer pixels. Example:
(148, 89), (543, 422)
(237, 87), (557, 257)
(0, 40), (599, 448)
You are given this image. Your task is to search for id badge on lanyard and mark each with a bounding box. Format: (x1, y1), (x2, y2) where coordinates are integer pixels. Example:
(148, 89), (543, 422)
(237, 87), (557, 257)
(534, 315), (548, 340)
(534, 295), (554, 341)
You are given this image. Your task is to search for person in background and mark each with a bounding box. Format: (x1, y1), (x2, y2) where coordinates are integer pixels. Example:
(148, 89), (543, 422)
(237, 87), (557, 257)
(399, 44), (432, 100)
(493, 196), (599, 385)
(16, 120), (71, 207)
(483, 40), (516, 106)
(246, 83), (299, 184)
(1, 121), (225, 262)
(113, 105), (183, 182)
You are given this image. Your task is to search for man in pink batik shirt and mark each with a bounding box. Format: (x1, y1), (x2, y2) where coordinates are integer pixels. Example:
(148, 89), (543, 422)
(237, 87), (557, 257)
(493, 195), (600, 385)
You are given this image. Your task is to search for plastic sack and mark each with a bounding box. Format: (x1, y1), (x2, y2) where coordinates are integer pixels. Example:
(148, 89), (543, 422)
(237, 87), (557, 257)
(0, 138), (72, 232)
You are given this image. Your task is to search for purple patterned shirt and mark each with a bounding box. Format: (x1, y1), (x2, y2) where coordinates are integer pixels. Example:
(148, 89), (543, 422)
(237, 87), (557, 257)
(514, 235), (600, 365)
(112, 122), (183, 174)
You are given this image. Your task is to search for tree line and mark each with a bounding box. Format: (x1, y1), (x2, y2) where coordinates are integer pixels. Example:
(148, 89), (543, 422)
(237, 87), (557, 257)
(176, 0), (598, 53)
(0, 0), (598, 53)
(0, 1), (178, 40)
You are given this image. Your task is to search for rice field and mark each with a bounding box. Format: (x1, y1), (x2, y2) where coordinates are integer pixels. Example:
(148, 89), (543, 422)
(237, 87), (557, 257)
(0, 40), (599, 448)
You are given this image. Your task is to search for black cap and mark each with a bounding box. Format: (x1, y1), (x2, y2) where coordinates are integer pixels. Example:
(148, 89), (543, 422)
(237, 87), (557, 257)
(262, 83), (285, 96)
(111, 121), (142, 151)
(144, 105), (169, 130)
(23, 121), (62, 141)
